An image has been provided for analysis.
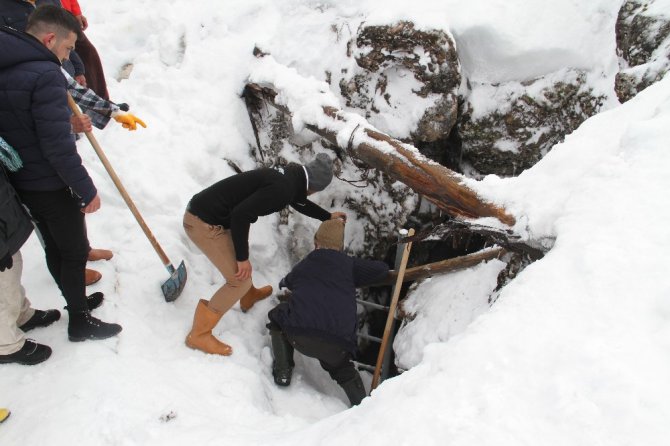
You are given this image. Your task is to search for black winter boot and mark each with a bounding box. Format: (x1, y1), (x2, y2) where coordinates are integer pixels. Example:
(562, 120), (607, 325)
(270, 330), (294, 386)
(64, 292), (104, 311)
(19, 309), (61, 332)
(0, 340), (52, 365)
(86, 292), (104, 311)
(68, 312), (122, 342)
(340, 372), (366, 406)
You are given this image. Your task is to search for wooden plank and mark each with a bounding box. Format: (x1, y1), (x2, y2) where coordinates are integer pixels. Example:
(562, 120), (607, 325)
(369, 247), (506, 287)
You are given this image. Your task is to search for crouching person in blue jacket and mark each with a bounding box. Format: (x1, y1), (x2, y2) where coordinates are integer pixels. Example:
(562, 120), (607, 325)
(267, 219), (389, 406)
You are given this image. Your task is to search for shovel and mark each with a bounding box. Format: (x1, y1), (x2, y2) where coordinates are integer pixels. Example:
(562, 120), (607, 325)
(67, 94), (187, 302)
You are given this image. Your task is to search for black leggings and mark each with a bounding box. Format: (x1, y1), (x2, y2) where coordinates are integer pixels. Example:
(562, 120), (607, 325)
(19, 189), (89, 313)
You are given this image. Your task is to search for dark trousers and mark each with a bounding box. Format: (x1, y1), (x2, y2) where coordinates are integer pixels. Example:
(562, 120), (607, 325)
(287, 333), (359, 386)
(18, 189), (89, 313)
(75, 32), (109, 101)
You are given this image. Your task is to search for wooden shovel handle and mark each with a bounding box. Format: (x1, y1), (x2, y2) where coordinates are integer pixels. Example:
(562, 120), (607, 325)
(67, 93), (172, 268)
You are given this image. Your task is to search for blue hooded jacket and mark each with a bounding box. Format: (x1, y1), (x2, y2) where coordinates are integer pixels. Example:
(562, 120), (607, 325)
(0, 26), (96, 205)
(269, 249), (389, 353)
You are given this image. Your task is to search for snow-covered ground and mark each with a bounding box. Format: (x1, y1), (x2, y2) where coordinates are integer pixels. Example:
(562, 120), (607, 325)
(2, 0), (670, 444)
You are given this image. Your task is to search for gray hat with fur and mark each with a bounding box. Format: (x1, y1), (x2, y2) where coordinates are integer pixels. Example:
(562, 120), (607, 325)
(305, 153), (334, 192)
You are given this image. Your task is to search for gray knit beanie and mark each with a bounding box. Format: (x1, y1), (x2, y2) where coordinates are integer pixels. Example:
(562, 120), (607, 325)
(305, 153), (334, 192)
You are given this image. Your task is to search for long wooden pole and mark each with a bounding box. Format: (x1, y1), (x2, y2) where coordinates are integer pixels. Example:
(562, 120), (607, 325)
(371, 228), (415, 391)
(244, 83), (516, 226)
(368, 247), (505, 287)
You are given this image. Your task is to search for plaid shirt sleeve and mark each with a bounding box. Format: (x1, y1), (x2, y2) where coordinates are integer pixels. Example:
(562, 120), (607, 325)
(61, 68), (118, 129)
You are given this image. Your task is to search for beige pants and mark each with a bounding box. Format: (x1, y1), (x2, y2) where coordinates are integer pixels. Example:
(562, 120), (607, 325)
(183, 212), (252, 313)
(0, 251), (35, 355)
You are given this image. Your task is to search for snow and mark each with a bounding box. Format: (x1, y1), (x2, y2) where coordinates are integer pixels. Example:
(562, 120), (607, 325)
(443, 0), (621, 84)
(2, 0), (670, 444)
(394, 258), (508, 370)
(646, 0), (670, 18)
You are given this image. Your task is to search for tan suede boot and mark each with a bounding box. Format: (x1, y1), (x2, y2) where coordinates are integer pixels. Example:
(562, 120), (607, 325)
(239, 285), (273, 312)
(88, 248), (113, 261)
(85, 268), (102, 286)
(185, 299), (233, 356)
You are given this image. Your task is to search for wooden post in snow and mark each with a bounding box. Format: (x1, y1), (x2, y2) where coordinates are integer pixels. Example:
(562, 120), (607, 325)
(243, 82), (516, 226)
(371, 228), (415, 391)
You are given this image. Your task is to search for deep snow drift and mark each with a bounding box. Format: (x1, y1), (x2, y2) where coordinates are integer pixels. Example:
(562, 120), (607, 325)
(2, 1), (670, 445)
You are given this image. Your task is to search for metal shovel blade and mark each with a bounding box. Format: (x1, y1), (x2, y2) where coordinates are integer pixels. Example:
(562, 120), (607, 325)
(161, 261), (187, 302)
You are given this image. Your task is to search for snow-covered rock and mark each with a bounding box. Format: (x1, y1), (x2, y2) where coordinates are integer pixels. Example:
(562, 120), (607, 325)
(615, 0), (670, 102)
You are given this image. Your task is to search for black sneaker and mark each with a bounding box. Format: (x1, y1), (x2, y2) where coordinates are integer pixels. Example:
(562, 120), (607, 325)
(18, 309), (61, 332)
(64, 292), (104, 311)
(0, 340), (52, 365)
(68, 312), (122, 342)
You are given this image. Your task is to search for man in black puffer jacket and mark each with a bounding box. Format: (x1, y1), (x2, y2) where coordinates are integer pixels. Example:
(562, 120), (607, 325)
(2, 2), (146, 288)
(0, 6), (121, 341)
(267, 219), (389, 406)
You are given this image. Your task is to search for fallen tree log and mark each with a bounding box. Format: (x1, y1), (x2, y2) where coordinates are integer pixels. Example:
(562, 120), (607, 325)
(367, 246), (506, 287)
(243, 80), (516, 226)
(409, 219), (547, 260)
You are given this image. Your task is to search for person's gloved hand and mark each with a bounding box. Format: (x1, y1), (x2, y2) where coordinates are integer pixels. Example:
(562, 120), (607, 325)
(113, 113), (146, 131)
(0, 252), (13, 272)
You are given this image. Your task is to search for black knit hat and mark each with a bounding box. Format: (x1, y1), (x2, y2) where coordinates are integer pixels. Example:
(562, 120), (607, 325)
(305, 153), (333, 192)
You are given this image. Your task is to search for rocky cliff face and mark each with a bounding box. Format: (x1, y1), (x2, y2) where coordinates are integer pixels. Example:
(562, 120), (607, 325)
(615, 0), (670, 102)
(458, 70), (606, 176)
(343, 21), (461, 147)
(255, 2), (670, 189)
(335, 21), (608, 178)
(249, 7), (670, 257)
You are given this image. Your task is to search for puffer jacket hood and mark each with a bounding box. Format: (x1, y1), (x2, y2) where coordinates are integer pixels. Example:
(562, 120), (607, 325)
(0, 26), (59, 69)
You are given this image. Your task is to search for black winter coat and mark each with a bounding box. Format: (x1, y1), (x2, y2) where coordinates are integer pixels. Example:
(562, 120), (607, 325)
(0, 0), (30, 30)
(269, 249), (389, 353)
(188, 164), (331, 261)
(0, 26), (96, 206)
(0, 166), (33, 260)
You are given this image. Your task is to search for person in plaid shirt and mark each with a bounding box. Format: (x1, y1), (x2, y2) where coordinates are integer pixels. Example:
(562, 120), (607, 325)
(60, 0), (109, 100)
(63, 67), (145, 131)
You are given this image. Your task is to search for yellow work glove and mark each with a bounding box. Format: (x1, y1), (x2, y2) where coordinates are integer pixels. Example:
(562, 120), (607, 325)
(113, 113), (146, 131)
